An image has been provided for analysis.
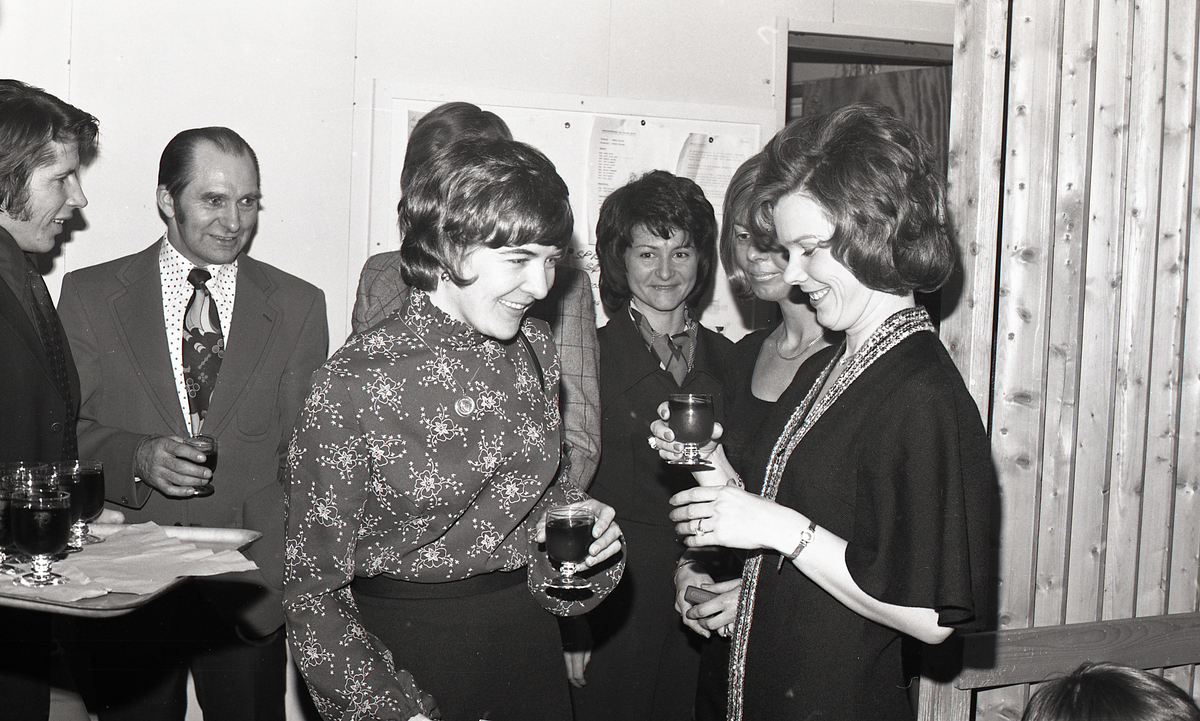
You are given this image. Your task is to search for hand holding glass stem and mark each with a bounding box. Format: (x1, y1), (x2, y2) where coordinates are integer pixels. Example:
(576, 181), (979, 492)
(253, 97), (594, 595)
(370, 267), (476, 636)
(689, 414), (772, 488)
(534, 499), (622, 581)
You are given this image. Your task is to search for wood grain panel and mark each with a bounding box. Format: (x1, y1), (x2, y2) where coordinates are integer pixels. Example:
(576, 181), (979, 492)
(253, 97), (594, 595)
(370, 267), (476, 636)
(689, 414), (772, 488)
(1063, 0), (1135, 625)
(1035, 0), (1100, 629)
(1103, 0), (1168, 621)
(1137, 0), (1196, 619)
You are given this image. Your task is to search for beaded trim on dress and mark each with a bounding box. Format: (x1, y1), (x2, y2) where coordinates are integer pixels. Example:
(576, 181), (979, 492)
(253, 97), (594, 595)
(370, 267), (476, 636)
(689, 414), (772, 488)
(725, 305), (935, 721)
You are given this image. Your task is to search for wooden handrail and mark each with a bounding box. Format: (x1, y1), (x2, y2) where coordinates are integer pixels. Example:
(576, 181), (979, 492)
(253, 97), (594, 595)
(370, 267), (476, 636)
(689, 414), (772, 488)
(918, 611), (1200, 721)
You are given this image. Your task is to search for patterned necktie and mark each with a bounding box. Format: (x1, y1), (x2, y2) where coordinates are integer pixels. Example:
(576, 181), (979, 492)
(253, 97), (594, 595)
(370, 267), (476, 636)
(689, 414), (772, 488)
(183, 267), (224, 432)
(24, 259), (77, 459)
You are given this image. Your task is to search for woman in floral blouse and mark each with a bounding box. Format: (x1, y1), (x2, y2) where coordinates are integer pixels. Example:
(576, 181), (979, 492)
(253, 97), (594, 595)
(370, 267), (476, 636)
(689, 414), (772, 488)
(284, 138), (624, 721)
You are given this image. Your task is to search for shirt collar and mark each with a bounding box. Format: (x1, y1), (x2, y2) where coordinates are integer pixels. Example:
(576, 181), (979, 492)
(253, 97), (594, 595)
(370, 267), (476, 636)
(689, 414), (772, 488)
(158, 234), (238, 280)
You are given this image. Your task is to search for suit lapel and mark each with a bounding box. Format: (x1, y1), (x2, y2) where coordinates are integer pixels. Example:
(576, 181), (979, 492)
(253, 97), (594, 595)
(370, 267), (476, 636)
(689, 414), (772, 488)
(601, 309), (664, 397)
(0, 229), (61, 393)
(202, 255), (277, 436)
(110, 245), (189, 433)
(0, 279), (56, 380)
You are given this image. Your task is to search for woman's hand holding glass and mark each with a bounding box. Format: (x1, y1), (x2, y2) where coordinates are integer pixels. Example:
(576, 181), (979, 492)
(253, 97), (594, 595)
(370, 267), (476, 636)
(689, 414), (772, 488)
(669, 483), (806, 555)
(535, 499), (622, 570)
(648, 401), (729, 485)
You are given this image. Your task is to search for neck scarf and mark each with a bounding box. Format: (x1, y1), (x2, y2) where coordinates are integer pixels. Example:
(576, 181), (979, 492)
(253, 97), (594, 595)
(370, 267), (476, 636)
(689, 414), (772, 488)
(629, 304), (697, 386)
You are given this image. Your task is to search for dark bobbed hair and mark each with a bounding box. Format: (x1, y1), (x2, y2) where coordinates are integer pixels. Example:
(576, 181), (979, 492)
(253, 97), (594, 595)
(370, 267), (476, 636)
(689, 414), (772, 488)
(398, 137), (573, 291)
(595, 170), (718, 313)
(0, 80), (99, 219)
(400, 102), (512, 193)
(1020, 662), (1200, 721)
(158, 127), (260, 200)
(719, 154), (764, 300)
(752, 103), (955, 295)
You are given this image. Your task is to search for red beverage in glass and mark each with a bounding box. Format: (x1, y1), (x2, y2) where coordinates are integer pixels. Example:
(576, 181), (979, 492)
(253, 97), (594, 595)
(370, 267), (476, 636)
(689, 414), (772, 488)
(76, 467), (105, 523)
(185, 436), (217, 497)
(546, 514), (594, 567)
(544, 505), (596, 590)
(669, 396), (715, 444)
(12, 497), (71, 557)
(668, 394), (715, 465)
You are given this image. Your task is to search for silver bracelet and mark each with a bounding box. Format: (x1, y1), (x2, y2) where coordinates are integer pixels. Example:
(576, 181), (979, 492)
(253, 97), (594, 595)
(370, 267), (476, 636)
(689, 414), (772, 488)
(777, 520), (818, 572)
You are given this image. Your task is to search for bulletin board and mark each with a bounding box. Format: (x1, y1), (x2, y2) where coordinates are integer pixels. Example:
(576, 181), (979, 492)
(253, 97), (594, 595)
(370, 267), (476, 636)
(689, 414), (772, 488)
(365, 81), (779, 340)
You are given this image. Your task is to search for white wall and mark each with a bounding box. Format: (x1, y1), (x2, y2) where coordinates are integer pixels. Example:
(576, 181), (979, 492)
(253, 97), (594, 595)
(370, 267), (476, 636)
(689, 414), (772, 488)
(0, 0), (951, 343)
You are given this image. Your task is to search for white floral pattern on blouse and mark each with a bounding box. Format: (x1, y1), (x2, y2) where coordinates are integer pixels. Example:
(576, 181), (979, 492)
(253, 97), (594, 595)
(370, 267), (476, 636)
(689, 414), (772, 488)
(284, 288), (622, 721)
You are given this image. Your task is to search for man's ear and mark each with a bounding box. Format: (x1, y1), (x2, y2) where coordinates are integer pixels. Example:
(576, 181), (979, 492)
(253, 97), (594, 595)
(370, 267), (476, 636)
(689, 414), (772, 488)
(156, 185), (176, 219)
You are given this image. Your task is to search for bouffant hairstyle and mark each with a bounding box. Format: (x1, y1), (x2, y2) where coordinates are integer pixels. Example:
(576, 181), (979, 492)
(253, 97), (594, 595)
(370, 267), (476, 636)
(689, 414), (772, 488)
(0, 80), (99, 219)
(1020, 662), (1200, 721)
(595, 170), (717, 313)
(752, 103), (955, 295)
(719, 154), (764, 300)
(398, 137), (573, 291)
(399, 102), (512, 193)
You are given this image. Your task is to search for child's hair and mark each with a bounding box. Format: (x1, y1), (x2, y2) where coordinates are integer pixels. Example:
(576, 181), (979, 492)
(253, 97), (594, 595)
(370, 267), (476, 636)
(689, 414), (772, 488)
(1021, 662), (1200, 721)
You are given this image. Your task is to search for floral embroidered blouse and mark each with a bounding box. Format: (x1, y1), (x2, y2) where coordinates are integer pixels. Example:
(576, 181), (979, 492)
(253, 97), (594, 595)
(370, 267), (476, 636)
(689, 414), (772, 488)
(284, 289), (620, 721)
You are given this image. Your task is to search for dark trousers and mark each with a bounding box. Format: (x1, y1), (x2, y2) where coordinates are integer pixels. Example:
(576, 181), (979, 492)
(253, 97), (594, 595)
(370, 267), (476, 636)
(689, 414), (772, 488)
(70, 583), (286, 721)
(0, 608), (50, 720)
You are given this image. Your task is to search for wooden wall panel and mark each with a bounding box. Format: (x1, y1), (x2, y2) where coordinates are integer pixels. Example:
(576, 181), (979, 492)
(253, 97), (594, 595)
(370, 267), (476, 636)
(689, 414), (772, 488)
(941, 0), (1009, 421)
(1035, 0), (1099, 630)
(945, 0), (1200, 714)
(1062, 0), (1134, 625)
(1105, 0), (1168, 622)
(1161, 0), (1200, 698)
(1138, 0), (1196, 620)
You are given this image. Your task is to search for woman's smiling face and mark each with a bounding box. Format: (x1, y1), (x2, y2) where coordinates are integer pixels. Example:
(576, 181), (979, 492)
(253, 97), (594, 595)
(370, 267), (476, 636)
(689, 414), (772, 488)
(731, 221), (790, 303)
(773, 191), (876, 336)
(433, 243), (563, 341)
(623, 224), (698, 316)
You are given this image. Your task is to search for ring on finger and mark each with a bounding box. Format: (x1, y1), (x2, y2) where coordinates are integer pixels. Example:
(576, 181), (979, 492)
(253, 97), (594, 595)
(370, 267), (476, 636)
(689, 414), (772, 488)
(648, 436), (658, 450)
(696, 518), (705, 534)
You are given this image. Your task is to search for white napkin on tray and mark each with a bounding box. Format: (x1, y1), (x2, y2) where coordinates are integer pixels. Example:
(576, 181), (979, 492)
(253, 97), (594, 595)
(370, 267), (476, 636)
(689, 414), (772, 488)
(0, 521), (258, 604)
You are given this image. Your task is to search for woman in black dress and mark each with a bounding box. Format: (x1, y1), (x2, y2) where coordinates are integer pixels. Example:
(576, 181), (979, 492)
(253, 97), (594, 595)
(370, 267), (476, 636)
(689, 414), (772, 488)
(655, 104), (994, 720)
(571, 170), (733, 721)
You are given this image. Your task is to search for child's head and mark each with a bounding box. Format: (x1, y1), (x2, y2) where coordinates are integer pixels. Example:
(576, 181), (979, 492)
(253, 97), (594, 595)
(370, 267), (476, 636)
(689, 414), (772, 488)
(1021, 662), (1200, 721)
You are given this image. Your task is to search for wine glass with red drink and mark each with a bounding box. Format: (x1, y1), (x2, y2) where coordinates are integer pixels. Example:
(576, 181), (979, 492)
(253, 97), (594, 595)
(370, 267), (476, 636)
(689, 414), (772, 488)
(53, 460), (105, 547)
(11, 488), (72, 588)
(184, 435), (217, 497)
(667, 393), (715, 466)
(544, 505), (595, 590)
(0, 464), (50, 574)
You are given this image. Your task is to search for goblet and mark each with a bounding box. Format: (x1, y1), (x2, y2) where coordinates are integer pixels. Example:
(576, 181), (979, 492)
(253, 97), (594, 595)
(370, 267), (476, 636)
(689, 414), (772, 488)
(184, 435), (217, 497)
(544, 505), (595, 590)
(53, 460), (105, 547)
(1, 466), (58, 565)
(667, 393), (715, 466)
(11, 488), (72, 588)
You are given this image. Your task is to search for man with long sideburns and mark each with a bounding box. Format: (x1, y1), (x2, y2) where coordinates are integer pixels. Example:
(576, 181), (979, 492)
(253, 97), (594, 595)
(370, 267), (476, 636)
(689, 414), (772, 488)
(0, 78), (99, 721)
(58, 126), (328, 720)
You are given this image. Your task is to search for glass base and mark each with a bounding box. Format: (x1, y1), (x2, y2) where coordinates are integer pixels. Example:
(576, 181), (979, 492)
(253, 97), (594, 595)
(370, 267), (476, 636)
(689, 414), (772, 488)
(544, 561), (591, 590)
(666, 443), (705, 467)
(544, 575), (592, 590)
(15, 571), (65, 587)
